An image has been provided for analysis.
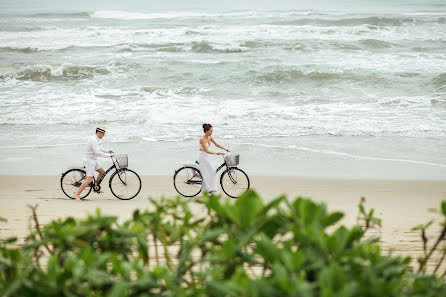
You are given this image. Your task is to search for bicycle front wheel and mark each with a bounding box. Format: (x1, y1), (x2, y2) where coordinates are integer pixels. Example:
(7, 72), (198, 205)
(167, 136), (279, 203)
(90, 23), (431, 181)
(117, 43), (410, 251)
(60, 168), (92, 199)
(109, 168), (142, 200)
(173, 166), (202, 197)
(220, 167), (250, 198)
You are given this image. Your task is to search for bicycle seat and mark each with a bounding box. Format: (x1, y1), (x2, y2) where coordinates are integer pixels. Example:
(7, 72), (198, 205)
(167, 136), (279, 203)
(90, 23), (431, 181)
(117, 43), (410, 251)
(181, 161), (199, 169)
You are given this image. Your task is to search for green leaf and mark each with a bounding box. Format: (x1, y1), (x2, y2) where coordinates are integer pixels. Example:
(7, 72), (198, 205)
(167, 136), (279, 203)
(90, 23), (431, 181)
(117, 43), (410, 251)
(255, 234), (280, 263)
(411, 220), (433, 232)
(441, 201), (446, 216)
(321, 212), (344, 227)
(47, 255), (59, 279)
(227, 190), (263, 228)
(359, 204), (366, 216)
(221, 239), (237, 260)
(107, 281), (129, 297)
(200, 228), (226, 243)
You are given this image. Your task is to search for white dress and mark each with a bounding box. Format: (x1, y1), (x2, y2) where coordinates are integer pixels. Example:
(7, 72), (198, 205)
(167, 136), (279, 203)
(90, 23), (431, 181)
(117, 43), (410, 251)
(197, 141), (217, 192)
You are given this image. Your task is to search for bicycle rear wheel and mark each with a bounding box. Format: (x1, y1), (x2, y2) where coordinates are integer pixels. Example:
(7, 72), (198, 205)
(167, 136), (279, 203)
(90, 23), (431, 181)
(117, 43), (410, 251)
(173, 166), (202, 197)
(220, 167), (250, 198)
(60, 168), (92, 199)
(109, 168), (142, 200)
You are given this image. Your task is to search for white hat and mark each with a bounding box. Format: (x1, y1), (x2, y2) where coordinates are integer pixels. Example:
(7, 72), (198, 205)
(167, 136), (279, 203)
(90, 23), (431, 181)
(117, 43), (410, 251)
(96, 125), (106, 133)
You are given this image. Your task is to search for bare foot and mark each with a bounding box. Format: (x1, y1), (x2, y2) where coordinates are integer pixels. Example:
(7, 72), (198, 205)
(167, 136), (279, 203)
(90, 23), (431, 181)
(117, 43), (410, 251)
(74, 192), (82, 202)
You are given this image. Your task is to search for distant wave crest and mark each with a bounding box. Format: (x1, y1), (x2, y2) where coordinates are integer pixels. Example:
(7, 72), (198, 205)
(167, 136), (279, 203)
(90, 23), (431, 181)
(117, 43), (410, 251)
(115, 41), (247, 53)
(190, 41), (245, 53)
(28, 12), (91, 18)
(253, 69), (346, 83)
(0, 64), (110, 81)
(0, 46), (39, 53)
(273, 16), (426, 27)
(359, 39), (392, 48)
(90, 10), (212, 20)
(432, 73), (446, 87)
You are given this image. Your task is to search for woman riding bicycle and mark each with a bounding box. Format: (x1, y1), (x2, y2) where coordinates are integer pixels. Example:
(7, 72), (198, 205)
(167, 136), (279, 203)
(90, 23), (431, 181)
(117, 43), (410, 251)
(197, 123), (229, 194)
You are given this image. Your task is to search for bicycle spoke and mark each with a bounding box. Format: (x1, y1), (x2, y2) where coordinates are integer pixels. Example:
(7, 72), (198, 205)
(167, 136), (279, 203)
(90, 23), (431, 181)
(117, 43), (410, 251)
(110, 169), (141, 200)
(174, 167), (202, 197)
(221, 168), (249, 198)
(61, 169), (91, 199)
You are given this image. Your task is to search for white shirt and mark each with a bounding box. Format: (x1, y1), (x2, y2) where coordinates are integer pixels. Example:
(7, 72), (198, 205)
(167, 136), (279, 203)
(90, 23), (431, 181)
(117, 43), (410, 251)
(84, 135), (110, 160)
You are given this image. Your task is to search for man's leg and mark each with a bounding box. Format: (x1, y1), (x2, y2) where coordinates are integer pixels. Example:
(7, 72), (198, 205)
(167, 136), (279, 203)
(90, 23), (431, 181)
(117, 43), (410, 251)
(96, 168), (105, 182)
(95, 168), (105, 193)
(74, 176), (93, 202)
(74, 161), (95, 202)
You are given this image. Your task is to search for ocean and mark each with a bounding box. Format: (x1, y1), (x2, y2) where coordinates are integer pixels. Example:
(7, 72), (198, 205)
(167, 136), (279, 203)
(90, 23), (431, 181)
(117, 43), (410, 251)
(0, 1), (445, 178)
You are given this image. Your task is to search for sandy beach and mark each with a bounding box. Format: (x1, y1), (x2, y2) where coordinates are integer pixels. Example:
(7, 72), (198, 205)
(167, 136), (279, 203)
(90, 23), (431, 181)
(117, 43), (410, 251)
(1, 175), (444, 267)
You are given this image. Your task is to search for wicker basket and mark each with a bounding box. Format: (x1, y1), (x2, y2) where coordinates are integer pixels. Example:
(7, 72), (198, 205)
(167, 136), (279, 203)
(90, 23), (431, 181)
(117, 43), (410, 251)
(224, 154), (239, 167)
(116, 154), (128, 168)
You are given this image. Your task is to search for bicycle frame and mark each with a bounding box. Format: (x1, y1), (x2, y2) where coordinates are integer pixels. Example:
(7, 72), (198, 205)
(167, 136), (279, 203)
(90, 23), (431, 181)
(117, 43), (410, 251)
(215, 162), (227, 174)
(93, 164), (116, 186)
(186, 161), (236, 186)
(88, 157), (125, 187)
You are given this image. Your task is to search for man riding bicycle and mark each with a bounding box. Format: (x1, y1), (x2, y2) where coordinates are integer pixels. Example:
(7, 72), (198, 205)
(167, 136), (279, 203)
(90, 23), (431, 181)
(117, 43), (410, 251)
(74, 125), (114, 201)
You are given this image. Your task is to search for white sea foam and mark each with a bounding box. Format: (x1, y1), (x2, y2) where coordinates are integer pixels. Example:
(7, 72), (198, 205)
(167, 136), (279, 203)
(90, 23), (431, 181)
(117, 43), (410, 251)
(88, 10), (317, 20)
(90, 10), (218, 20)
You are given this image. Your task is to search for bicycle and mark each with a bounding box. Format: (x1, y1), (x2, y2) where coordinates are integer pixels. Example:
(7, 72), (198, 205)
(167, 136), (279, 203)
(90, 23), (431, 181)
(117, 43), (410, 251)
(173, 153), (250, 198)
(60, 154), (142, 200)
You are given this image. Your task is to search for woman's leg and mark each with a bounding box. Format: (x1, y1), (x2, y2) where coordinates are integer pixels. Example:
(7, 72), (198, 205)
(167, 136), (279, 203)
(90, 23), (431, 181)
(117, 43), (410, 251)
(198, 157), (217, 192)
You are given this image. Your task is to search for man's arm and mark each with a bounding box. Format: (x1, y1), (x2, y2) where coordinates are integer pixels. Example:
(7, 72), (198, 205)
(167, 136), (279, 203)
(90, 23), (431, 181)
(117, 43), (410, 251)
(92, 139), (111, 158)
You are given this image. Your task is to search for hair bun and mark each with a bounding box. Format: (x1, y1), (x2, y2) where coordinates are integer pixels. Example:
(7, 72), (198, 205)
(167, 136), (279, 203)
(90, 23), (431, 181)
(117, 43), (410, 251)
(202, 123), (212, 133)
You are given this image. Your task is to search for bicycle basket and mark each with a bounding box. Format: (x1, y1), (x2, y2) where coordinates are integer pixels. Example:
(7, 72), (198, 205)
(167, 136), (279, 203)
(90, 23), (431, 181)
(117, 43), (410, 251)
(116, 154), (128, 169)
(224, 154), (239, 167)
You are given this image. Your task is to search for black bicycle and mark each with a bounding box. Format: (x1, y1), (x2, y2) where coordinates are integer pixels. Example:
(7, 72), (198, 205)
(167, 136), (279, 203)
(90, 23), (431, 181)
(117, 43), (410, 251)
(60, 154), (142, 200)
(173, 153), (250, 198)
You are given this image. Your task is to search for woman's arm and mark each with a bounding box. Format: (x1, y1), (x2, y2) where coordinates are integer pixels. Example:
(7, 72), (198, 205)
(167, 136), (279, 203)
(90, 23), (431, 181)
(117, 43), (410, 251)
(211, 137), (227, 151)
(201, 138), (221, 155)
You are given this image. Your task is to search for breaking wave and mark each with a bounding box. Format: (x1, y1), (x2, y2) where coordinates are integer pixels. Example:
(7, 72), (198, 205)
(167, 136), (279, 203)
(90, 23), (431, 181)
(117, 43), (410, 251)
(252, 69), (352, 83)
(28, 12), (91, 18)
(272, 16), (430, 27)
(190, 41), (246, 53)
(0, 64), (110, 81)
(0, 46), (39, 53)
(432, 73), (446, 87)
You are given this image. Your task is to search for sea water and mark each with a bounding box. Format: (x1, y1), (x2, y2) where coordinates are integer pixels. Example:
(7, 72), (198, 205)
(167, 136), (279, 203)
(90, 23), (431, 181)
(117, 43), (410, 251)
(0, 0), (445, 178)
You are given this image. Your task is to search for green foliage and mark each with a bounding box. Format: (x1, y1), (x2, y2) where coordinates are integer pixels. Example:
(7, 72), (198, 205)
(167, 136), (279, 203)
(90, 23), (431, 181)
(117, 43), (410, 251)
(411, 201), (446, 276)
(1, 190), (446, 296)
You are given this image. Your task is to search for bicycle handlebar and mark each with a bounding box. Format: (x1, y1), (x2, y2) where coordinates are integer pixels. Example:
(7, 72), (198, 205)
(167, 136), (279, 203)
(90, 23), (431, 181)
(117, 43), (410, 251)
(220, 150), (232, 157)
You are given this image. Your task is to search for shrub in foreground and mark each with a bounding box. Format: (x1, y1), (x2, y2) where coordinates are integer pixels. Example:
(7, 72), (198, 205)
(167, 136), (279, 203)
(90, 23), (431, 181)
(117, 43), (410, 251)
(1, 190), (446, 296)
